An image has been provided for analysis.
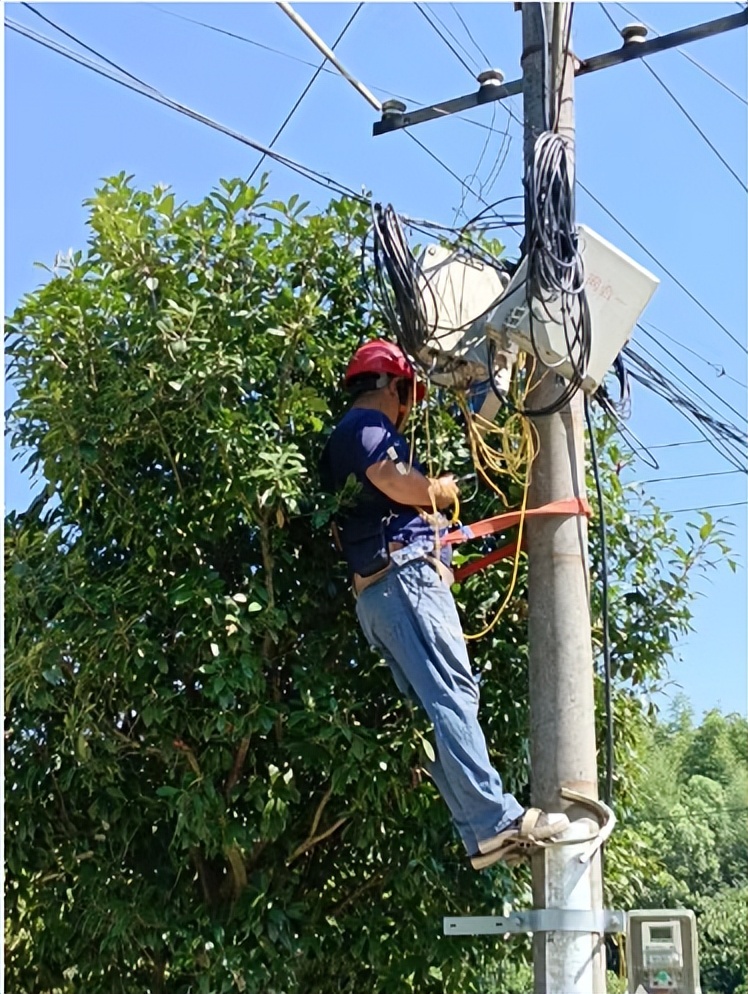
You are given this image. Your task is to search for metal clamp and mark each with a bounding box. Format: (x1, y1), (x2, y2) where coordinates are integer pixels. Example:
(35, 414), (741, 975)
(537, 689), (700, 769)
(559, 787), (616, 863)
(444, 909), (626, 936)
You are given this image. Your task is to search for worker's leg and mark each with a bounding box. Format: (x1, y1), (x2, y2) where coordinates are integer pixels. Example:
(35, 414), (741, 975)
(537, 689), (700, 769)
(367, 641), (480, 854)
(356, 559), (523, 852)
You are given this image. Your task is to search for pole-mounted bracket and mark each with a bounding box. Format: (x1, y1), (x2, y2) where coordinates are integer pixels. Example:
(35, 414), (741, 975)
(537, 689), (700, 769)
(373, 70), (518, 136)
(444, 909), (626, 936)
(372, 9), (747, 136)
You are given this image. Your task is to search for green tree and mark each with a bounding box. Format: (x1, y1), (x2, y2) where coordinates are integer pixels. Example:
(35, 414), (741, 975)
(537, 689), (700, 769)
(4, 175), (728, 994)
(699, 887), (748, 994)
(620, 706), (748, 994)
(681, 708), (746, 786)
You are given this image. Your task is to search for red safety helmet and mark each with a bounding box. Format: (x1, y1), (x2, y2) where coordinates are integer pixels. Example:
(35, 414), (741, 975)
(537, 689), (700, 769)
(344, 340), (426, 402)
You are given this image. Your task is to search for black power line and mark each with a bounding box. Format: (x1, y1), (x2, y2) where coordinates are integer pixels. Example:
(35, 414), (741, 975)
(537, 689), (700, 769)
(637, 327), (748, 427)
(623, 344), (747, 472)
(634, 339), (747, 445)
(665, 501), (746, 514)
(639, 57), (747, 193)
(637, 469), (743, 484)
(404, 131), (491, 208)
(648, 439), (711, 450)
(6, 18), (368, 204)
(449, 3), (492, 67)
(614, 2), (748, 106)
(20, 1), (148, 86)
(247, 4), (363, 184)
(423, 3), (481, 73)
(586, 398), (614, 806)
(642, 322), (747, 391)
(598, 3), (747, 192)
(414, 3), (477, 77)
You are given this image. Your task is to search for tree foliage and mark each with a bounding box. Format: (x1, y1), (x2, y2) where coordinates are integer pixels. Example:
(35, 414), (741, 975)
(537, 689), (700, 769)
(4, 175), (732, 994)
(613, 701), (748, 994)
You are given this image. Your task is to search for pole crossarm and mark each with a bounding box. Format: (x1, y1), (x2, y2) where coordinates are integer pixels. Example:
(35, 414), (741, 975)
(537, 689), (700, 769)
(577, 8), (748, 78)
(373, 76), (522, 135)
(372, 8), (748, 136)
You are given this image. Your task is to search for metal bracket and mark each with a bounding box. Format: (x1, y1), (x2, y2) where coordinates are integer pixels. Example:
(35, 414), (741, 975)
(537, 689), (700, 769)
(373, 9), (747, 136)
(373, 75), (521, 136)
(559, 787), (616, 863)
(444, 909), (626, 936)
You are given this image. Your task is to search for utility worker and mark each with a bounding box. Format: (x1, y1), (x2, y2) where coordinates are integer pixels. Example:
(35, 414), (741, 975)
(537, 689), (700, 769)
(320, 339), (568, 868)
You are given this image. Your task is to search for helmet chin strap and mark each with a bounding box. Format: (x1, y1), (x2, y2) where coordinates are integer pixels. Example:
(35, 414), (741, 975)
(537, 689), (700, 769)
(395, 405), (408, 431)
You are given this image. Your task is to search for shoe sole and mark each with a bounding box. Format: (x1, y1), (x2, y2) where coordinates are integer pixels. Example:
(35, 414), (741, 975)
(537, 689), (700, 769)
(470, 814), (571, 871)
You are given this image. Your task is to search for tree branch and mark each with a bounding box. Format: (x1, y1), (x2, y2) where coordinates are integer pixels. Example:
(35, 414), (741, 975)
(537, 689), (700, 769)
(225, 736), (251, 797)
(150, 411), (184, 497)
(287, 814), (349, 865)
(330, 872), (385, 918)
(309, 786), (332, 839)
(222, 843), (248, 902)
(173, 738), (202, 778)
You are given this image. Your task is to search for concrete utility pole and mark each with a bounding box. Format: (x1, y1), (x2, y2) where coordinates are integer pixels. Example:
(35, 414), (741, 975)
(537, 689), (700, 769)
(522, 4), (606, 993)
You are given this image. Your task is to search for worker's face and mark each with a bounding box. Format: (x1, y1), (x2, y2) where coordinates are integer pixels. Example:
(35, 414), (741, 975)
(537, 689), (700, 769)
(392, 377), (414, 430)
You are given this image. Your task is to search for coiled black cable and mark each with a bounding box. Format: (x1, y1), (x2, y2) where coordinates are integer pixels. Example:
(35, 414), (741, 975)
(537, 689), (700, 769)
(514, 128), (592, 416)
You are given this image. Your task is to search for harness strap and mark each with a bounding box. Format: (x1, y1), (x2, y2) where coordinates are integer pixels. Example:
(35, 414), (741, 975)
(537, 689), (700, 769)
(454, 540), (522, 583)
(443, 497), (590, 546)
(448, 497), (591, 582)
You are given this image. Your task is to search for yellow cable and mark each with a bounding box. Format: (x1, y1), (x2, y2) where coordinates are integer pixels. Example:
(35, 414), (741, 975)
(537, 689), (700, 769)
(422, 380), (434, 478)
(456, 354), (541, 640)
(464, 470), (530, 641)
(455, 393), (536, 502)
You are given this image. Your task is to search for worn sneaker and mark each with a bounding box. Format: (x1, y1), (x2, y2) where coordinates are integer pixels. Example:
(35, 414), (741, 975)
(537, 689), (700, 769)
(470, 808), (570, 870)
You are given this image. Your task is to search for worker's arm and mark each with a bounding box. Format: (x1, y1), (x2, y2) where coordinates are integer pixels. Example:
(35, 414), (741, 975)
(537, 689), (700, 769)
(365, 459), (458, 510)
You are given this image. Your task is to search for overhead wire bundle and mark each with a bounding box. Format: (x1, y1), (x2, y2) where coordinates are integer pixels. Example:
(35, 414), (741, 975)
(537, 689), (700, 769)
(622, 344), (748, 472)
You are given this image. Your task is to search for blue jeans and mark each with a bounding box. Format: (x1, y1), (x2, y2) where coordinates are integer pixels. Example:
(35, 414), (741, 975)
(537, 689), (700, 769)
(356, 558), (524, 854)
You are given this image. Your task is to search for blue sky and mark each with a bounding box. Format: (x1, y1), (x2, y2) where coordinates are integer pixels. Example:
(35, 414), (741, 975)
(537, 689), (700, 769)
(4, 2), (747, 718)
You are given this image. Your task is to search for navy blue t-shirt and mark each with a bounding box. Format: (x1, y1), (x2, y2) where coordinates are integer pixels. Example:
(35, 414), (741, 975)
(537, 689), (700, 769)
(320, 407), (451, 577)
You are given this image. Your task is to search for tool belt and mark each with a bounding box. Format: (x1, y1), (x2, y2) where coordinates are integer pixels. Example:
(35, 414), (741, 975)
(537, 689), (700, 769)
(352, 542), (454, 597)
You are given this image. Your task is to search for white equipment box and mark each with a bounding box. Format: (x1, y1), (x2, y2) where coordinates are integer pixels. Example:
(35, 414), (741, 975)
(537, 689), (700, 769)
(485, 224), (660, 393)
(415, 244), (510, 388)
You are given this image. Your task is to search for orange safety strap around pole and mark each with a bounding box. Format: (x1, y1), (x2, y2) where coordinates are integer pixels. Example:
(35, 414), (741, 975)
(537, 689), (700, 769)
(448, 497), (591, 582)
(443, 497), (591, 547)
(454, 540), (523, 583)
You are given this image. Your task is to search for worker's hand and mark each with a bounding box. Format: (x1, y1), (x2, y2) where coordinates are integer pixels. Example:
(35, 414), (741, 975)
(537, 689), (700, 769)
(428, 474), (460, 510)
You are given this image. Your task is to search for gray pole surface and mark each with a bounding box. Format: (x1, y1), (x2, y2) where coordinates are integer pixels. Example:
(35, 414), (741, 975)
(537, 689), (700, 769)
(521, 4), (606, 992)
